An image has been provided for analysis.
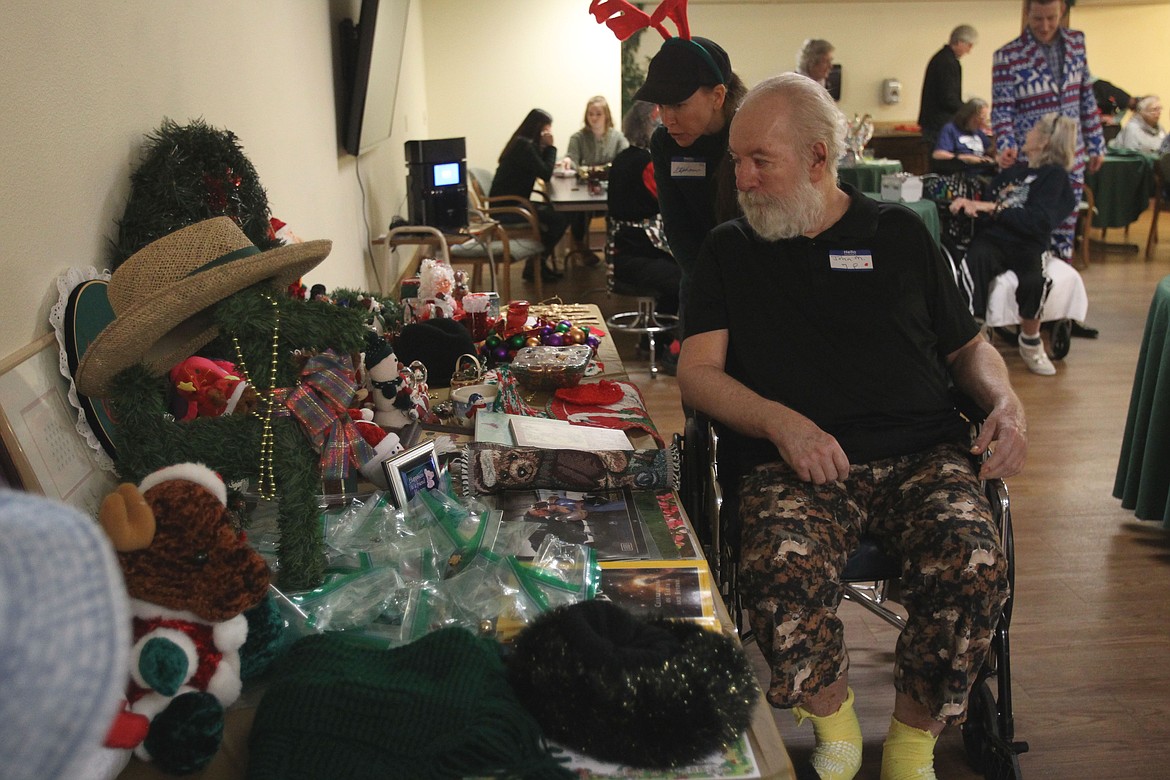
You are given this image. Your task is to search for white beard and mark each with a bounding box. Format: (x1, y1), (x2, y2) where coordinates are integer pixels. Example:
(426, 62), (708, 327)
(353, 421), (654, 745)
(738, 179), (827, 240)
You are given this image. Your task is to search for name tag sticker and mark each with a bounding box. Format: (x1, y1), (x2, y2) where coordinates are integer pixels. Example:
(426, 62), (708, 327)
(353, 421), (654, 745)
(670, 158), (706, 178)
(828, 250), (873, 271)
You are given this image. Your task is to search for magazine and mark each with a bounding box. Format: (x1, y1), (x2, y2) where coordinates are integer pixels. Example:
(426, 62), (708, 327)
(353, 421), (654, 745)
(494, 488), (652, 560)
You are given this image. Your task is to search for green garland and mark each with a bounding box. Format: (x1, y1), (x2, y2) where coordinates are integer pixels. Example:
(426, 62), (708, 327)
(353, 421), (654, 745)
(110, 286), (370, 590)
(111, 118), (279, 270)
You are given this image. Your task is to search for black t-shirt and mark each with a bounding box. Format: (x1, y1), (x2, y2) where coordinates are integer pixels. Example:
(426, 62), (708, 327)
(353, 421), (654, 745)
(687, 186), (979, 469)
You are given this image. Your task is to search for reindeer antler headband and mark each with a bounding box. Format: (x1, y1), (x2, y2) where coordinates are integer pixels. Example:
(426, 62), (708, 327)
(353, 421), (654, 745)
(592, 0), (729, 104)
(588, 0), (690, 41)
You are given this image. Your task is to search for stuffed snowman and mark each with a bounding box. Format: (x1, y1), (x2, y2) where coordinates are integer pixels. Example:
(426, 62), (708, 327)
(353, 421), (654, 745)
(364, 333), (414, 429)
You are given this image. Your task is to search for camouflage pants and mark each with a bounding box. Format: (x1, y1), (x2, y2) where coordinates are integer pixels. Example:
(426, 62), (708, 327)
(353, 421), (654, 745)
(737, 442), (1009, 725)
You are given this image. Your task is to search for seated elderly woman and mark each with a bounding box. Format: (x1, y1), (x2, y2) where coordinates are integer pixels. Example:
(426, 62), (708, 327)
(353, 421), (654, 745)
(931, 98), (996, 175)
(949, 113), (1078, 376)
(1112, 95), (1166, 155)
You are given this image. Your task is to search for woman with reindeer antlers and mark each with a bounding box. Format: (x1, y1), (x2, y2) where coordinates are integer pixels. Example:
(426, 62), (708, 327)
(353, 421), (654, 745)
(590, 0), (746, 338)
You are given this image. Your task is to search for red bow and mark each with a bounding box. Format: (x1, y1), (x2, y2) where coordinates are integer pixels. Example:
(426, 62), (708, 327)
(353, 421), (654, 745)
(589, 0), (690, 41)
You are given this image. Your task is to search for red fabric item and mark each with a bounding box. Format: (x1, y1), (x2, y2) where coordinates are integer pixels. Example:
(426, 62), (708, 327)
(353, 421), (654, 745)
(642, 161), (658, 198)
(549, 380), (663, 447)
(555, 379), (624, 405)
(104, 706), (150, 749)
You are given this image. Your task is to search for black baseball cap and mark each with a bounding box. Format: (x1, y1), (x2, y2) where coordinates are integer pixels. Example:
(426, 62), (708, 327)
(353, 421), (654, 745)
(633, 37), (731, 105)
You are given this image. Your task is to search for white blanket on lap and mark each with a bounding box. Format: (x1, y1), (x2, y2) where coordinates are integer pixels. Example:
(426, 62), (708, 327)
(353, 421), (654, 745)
(985, 255), (1088, 327)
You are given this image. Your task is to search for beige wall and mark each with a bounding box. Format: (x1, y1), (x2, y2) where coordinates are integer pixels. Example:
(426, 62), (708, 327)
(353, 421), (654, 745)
(3, 0), (1168, 365)
(0, 0), (430, 358)
(420, 0), (622, 176)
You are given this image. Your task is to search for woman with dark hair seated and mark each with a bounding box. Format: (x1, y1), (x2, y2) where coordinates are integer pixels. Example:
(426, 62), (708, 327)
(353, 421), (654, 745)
(949, 112), (1078, 376)
(931, 98), (995, 175)
(491, 108), (568, 281)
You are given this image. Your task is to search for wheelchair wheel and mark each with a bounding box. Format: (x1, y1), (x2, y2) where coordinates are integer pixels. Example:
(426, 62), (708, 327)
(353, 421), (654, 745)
(962, 680), (1024, 780)
(1049, 318), (1072, 360)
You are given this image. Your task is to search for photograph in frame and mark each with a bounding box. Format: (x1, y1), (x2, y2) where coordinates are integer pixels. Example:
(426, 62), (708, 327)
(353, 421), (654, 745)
(0, 333), (116, 514)
(382, 440), (441, 508)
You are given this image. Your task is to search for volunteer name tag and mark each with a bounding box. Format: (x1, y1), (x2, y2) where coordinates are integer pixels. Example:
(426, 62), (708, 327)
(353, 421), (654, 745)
(828, 250), (873, 270)
(671, 158), (706, 178)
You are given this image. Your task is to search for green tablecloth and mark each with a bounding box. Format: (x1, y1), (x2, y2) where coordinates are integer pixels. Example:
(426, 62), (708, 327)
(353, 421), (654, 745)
(1114, 275), (1170, 526)
(863, 191), (941, 245)
(838, 159), (902, 192)
(1086, 151), (1157, 229)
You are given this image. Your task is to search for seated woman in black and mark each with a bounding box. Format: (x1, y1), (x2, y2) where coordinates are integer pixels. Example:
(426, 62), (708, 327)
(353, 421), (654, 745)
(949, 112), (1077, 377)
(491, 108), (568, 281)
(931, 97), (995, 176)
(607, 101), (682, 368)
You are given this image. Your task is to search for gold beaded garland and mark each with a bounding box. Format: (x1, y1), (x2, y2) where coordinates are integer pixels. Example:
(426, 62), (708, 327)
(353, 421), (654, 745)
(232, 293), (281, 501)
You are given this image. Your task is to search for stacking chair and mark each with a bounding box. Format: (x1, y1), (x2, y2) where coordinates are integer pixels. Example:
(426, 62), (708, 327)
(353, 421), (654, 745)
(676, 395), (1027, 780)
(463, 168), (548, 300)
(1145, 153), (1170, 260)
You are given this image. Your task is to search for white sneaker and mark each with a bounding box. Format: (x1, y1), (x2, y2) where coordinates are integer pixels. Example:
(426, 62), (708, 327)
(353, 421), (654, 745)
(1019, 339), (1056, 376)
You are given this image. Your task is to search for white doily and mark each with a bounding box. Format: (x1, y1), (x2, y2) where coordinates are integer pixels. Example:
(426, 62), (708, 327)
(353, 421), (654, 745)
(48, 266), (117, 473)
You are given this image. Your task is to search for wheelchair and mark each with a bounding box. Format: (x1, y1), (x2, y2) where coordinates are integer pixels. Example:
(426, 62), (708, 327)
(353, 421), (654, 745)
(924, 173), (1088, 362)
(675, 397), (1028, 780)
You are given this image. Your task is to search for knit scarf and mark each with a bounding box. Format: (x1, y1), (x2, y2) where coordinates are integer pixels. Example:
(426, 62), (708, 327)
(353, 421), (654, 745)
(247, 628), (572, 780)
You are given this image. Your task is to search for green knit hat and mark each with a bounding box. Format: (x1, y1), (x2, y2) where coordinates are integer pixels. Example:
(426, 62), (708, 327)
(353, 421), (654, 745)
(247, 628), (572, 780)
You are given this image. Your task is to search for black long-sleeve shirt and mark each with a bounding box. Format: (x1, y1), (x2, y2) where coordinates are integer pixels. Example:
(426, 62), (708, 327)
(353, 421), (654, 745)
(918, 45), (963, 138)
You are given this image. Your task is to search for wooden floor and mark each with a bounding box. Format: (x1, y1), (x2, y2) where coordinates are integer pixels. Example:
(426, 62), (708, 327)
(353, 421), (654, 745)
(506, 207), (1170, 780)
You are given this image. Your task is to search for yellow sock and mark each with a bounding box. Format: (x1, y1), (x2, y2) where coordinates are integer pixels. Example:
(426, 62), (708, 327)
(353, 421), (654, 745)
(880, 716), (938, 780)
(793, 687), (863, 780)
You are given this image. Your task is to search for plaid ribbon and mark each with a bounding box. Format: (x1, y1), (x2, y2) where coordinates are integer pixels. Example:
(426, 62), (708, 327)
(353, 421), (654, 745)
(280, 350), (375, 481)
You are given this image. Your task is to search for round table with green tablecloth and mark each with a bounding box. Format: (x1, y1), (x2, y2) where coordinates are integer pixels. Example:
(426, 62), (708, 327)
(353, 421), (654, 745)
(838, 159), (903, 192)
(1114, 274), (1170, 526)
(863, 192), (941, 245)
(1086, 151), (1157, 229)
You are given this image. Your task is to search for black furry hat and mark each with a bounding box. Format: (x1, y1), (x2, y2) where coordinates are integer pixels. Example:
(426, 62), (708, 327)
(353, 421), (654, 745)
(506, 600), (759, 768)
(393, 318), (476, 389)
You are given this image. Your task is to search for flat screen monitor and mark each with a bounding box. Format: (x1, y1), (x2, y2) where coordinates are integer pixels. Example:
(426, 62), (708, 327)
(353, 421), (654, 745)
(339, 0), (410, 156)
(432, 162), (461, 187)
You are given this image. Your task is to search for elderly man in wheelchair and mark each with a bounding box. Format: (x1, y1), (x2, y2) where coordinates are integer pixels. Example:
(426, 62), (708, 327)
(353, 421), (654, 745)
(678, 73), (1027, 780)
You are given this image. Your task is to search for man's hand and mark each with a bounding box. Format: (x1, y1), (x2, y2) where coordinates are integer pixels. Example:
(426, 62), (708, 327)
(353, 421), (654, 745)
(1088, 154), (1105, 174)
(969, 404), (1028, 480)
(770, 414), (851, 484)
(997, 147), (1018, 169)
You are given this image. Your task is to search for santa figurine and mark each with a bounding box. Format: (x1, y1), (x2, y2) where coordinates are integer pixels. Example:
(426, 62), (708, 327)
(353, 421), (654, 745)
(169, 356), (256, 421)
(347, 408), (403, 488)
(417, 257), (459, 319)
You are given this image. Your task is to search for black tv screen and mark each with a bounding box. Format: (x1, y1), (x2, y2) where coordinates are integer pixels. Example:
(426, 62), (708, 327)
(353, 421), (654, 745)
(339, 0), (410, 156)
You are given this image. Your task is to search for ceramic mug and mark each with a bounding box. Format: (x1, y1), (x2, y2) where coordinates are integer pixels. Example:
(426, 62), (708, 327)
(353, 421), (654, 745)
(450, 383), (497, 428)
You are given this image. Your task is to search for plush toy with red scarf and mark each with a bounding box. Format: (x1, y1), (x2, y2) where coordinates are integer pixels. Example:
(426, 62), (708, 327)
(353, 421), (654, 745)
(99, 463), (278, 775)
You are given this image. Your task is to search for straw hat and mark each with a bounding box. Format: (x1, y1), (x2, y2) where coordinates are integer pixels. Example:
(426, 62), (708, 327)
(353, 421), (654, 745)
(76, 217), (331, 398)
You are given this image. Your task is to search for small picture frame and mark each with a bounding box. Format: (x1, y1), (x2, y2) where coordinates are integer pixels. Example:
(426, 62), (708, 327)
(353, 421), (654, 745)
(382, 440), (441, 508)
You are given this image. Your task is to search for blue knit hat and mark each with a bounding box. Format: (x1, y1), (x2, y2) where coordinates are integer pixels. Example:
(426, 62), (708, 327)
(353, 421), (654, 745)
(0, 489), (130, 780)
